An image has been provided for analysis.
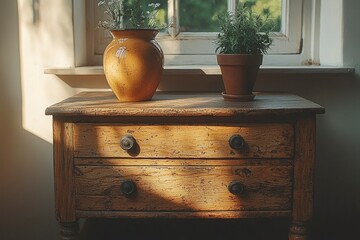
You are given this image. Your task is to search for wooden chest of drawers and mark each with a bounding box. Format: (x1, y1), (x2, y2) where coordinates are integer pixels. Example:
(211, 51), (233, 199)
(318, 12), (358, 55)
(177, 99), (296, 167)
(46, 92), (324, 240)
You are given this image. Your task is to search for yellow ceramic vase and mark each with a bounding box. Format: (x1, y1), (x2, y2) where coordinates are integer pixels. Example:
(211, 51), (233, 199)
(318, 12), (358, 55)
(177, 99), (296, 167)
(104, 29), (164, 102)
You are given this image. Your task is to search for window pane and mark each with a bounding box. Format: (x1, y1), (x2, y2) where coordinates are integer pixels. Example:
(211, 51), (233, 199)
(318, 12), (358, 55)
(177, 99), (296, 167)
(154, 0), (168, 32)
(239, 0), (282, 32)
(121, 0), (168, 30)
(179, 0), (227, 32)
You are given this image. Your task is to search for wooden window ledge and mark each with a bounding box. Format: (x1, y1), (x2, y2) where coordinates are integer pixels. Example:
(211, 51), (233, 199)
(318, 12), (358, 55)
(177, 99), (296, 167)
(44, 65), (355, 76)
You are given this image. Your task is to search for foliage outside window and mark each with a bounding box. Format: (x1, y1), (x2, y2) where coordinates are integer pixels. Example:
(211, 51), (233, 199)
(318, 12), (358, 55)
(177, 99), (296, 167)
(149, 0), (282, 34)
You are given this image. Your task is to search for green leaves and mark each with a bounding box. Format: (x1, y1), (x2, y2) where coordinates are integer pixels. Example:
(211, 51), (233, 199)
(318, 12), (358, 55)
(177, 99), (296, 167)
(215, 3), (274, 54)
(98, 0), (165, 30)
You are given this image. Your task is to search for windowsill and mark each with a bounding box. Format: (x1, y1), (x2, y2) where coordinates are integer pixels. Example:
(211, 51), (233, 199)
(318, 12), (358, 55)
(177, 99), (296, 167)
(44, 65), (355, 76)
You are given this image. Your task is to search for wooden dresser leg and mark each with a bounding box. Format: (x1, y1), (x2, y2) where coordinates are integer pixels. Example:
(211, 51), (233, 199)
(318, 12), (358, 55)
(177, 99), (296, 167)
(289, 221), (308, 240)
(289, 116), (316, 240)
(59, 221), (79, 240)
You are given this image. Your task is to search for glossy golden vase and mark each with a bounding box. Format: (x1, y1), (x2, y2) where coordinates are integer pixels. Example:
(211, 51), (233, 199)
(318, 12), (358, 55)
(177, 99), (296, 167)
(104, 29), (164, 102)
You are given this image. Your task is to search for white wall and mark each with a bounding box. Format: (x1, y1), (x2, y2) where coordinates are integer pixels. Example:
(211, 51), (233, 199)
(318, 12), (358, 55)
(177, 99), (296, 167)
(319, 0), (344, 66)
(0, 0), (359, 239)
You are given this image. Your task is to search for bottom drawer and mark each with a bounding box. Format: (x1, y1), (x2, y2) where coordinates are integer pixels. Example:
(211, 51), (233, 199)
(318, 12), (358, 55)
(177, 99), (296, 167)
(75, 165), (292, 211)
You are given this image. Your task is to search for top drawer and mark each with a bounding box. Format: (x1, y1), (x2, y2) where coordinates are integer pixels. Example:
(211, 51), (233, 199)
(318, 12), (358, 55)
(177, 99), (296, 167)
(73, 124), (293, 159)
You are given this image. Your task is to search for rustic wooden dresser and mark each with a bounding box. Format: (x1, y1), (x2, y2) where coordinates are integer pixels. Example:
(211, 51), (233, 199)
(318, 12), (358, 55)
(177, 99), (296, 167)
(45, 92), (324, 240)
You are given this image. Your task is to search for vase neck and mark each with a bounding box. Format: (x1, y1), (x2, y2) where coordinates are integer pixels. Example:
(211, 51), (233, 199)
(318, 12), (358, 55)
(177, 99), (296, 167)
(110, 29), (158, 40)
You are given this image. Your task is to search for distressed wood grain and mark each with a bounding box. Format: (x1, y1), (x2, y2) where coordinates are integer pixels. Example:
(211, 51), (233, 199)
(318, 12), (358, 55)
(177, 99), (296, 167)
(76, 210), (292, 219)
(289, 116), (316, 240)
(75, 165), (292, 211)
(53, 118), (76, 222)
(46, 92), (324, 240)
(73, 124), (294, 158)
(45, 92), (325, 117)
(74, 158), (292, 166)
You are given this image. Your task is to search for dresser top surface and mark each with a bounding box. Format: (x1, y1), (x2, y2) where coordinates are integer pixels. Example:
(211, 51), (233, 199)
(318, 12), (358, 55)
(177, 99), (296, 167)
(45, 91), (324, 117)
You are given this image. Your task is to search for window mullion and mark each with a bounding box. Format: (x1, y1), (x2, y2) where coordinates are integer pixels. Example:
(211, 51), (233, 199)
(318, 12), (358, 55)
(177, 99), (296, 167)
(228, 0), (237, 13)
(168, 0), (179, 38)
(281, 0), (290, 35)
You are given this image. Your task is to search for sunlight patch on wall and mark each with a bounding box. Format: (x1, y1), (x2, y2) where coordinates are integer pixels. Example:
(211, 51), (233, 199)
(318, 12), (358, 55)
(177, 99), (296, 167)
(18, 0), (77, 143)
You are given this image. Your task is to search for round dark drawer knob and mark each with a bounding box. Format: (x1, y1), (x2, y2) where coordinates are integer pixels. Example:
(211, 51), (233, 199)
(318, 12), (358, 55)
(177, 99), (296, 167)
(120, 135), (136, 150)
(228, 181), (245, 195)
(120, 180), (137, 197)
(229, 134), (246, 150)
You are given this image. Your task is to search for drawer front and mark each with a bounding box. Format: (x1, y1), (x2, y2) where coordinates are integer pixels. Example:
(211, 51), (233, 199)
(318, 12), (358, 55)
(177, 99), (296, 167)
(73, 124), (293, 158)
(75, 165), (292, 211)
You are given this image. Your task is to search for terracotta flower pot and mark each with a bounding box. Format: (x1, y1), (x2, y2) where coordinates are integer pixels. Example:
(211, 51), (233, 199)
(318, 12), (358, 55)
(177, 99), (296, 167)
(217, 54), (263, 101)
(104, 29), (164, 102)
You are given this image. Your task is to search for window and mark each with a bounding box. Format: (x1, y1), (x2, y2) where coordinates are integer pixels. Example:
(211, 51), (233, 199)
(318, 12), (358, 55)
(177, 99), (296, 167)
(86, 0), (304, 66)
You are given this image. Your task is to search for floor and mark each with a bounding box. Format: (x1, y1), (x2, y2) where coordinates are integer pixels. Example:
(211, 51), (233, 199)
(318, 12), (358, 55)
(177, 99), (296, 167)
(78, 217), (358, 240)
(79, 218), (290, 240)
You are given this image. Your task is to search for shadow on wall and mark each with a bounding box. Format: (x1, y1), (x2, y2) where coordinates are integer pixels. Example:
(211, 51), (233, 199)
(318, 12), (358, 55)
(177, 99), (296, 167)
(256, 72), (360, 239)
(0, 0), (58, 239)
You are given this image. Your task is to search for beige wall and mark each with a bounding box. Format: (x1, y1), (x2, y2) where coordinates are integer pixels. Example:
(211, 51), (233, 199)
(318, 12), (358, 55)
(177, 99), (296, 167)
(0, 0), (58, 239)
(0, 0), (359, 239)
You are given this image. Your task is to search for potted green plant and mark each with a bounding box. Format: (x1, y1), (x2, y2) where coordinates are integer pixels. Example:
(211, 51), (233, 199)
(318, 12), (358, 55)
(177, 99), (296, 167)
(215, 3), (274, 101)
(98, 0), (165, 102)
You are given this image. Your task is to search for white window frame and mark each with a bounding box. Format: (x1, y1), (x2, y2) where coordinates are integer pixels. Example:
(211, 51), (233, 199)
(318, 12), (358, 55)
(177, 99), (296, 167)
(85, 0), (306, 66)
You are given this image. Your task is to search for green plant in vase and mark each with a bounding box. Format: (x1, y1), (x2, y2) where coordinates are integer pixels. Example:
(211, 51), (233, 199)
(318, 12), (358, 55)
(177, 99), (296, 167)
(98, 0), (165, 30)
(215, 3), (275, 101)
